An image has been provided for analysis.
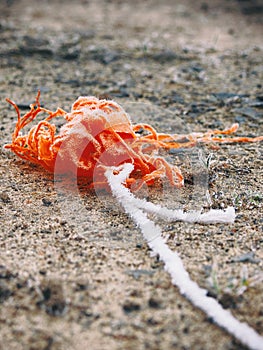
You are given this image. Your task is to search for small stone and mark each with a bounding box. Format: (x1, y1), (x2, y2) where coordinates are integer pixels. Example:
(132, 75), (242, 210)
(0, 281), (12, 302)
(42, 198), (52, 206)
(122, 300), (141, 313)
(37, 280), (67, 316)
(219, 293), (242, 310)
(0, 192), (10, 203)
(148, 297), (162, 309)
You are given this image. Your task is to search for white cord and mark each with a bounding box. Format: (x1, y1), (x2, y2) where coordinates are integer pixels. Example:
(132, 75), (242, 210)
(105, 163), (263, 350)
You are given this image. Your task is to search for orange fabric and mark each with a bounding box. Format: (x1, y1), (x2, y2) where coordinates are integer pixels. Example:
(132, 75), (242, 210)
(5, 92), (263, 189)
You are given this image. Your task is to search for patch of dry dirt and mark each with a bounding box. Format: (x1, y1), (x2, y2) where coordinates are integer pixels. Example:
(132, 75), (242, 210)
(0, 1), (262, 349)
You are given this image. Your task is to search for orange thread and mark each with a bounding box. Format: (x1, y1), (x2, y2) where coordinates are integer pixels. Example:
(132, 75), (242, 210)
(5, 92), (262, 189)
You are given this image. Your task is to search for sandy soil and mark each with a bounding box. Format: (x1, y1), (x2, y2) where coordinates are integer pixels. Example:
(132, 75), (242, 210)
(0, 0), (262, 349)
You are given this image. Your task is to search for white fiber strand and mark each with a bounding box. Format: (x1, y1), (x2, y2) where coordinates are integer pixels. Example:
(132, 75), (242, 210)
(105, 163), (235, 224)
(149, 236), (263, 350)
(105, 163), (263, 350)
(132, 194), (235, 224)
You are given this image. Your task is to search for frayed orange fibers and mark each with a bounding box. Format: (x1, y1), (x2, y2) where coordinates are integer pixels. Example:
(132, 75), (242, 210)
(5, 92), (263, 189)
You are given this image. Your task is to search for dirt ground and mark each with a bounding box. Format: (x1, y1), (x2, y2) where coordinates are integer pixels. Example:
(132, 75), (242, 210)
(0, 0), (262, 349)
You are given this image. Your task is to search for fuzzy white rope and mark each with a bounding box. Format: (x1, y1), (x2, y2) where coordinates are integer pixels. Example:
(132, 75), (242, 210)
(105, 163), (263, 350)
(120, 184), (235, 224)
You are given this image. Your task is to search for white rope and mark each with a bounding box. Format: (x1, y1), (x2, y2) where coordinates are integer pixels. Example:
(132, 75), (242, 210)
(105, 163), (263, 350)
(121, 184), (235, 224)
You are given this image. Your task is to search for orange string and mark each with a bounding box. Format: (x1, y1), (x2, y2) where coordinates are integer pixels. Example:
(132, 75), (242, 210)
(5, 92), (263, 189)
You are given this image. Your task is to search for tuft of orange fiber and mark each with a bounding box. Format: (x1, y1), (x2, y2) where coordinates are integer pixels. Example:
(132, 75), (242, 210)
(5, 92), (263, 189)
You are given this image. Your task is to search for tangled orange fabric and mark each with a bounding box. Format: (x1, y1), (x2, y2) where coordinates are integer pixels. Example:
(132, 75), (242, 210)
(5, 92), (263, 189)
